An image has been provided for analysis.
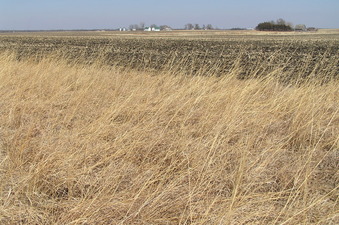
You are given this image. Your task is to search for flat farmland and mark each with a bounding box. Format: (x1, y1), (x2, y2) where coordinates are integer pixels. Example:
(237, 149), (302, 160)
(0, 30), (338, 224)
(1, 29), (338, 82)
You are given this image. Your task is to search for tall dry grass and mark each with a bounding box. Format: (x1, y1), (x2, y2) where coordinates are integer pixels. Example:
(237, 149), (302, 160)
(0, 53), (338, 224)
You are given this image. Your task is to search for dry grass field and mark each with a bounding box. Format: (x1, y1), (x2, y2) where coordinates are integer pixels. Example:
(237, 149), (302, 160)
(0, 30), (338, 224)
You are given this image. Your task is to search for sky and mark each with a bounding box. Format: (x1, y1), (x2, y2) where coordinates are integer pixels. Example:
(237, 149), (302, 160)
(0, 0), (338, 30)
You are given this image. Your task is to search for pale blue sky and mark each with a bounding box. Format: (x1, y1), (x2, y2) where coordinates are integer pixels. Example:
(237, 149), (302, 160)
(0, 0), (338, 30)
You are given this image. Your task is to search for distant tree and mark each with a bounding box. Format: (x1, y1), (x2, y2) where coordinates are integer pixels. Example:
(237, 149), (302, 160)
(194, 24), (201, 30)
(276, 18), (286, 25)
(286, 22), (294, 29)
(139, 22), (145, 30)
(185, 23), (194, 30)
(256, 19), (293, 31)
(206, 24), (213, 30)
(295, 24), (306, 31)
(129, 24), (139, 31)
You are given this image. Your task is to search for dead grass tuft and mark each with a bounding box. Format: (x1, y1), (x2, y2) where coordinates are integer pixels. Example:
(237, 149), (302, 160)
(0, 53), (338, 224)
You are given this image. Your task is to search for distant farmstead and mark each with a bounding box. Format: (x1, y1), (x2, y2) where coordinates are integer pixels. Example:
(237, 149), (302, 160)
(144, 26), (161, 32)
(294, 25), (318, 32)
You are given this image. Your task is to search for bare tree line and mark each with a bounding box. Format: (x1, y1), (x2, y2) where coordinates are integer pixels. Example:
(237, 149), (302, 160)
(184, 23), (214, 30)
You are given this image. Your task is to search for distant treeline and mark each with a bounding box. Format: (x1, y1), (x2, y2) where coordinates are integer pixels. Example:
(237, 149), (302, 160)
(256, 19), (293, 31)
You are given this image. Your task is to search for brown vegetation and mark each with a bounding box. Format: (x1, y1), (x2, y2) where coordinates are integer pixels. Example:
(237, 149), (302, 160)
(0, 32), (338, 224)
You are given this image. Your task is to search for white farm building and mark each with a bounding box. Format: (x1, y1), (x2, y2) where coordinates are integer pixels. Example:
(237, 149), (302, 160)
(144, 26), (160, 32)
